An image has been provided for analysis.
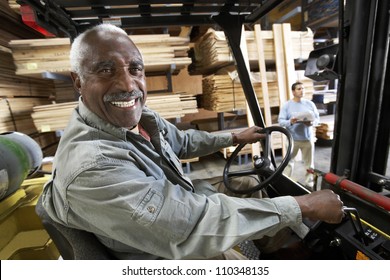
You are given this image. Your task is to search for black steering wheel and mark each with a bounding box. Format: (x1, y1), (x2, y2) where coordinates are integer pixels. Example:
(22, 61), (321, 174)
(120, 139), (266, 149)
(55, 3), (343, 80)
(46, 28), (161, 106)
(223, 126), (293, 195)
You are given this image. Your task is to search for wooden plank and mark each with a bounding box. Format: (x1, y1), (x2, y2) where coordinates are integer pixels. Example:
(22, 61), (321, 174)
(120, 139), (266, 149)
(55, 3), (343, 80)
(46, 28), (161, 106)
(201, 73), (281, 112)
(189, 27), (314, 75)
(9, 34), (192, 77)
(272, 24), (288, 107)
(254, 24), (272, 127)
(282, 23), (296, 101)
(273, 24), (289, 156)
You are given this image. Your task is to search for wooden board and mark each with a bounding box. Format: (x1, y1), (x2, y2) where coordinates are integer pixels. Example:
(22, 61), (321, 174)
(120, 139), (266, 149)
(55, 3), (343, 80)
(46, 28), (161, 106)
(9, 34), (192, 77)
(201, 72), (288, 112)
(30, 93), (199, 132)
(189, 25), (314, 75)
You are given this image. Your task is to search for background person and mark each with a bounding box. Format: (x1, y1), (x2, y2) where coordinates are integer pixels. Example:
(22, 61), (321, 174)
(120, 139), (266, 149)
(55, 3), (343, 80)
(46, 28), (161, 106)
(40, 24), (343, 260)
(278, 82), (320, 188)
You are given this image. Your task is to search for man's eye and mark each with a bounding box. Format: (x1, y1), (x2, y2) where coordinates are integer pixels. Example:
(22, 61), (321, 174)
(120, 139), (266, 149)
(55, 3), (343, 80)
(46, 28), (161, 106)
(101, 68), (113, 73)
(129, 66), (143, 75)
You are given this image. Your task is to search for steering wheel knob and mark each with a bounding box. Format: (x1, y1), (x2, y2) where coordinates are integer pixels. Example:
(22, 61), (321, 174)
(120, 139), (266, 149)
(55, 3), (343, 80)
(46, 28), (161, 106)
(254, 157), (265, 167)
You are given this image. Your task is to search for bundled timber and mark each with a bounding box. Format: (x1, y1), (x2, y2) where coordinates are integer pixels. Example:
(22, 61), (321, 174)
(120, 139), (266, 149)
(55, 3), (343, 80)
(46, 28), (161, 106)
(146, 94), (183, 119)
(53, 80), (79, 102)
(178, 94), (199, 116)
(189, 26), (314, 75)
(0, 47), (54, 135)
(201, 72), (279, 112)
(201, 70), (314, 113)
(146, 93), (198, 119)
(0, 96), (52, 134)
(31, 101), (77, 132)
(9, 34), (192, 77)
(0, 47), (55, 98)
(31, 93), (198, 132)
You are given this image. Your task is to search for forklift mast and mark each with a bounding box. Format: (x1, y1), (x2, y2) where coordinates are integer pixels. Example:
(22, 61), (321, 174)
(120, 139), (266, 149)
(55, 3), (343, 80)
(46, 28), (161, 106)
(333, 0), (390, 191)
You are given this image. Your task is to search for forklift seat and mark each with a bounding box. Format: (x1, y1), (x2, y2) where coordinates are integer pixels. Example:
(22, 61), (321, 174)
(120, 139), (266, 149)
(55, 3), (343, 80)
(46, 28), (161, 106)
(35, 195), (115, 260)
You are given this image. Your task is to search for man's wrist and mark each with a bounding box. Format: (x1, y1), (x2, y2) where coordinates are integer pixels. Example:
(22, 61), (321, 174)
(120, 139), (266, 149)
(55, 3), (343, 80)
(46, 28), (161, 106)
(231, 132), (238, 145)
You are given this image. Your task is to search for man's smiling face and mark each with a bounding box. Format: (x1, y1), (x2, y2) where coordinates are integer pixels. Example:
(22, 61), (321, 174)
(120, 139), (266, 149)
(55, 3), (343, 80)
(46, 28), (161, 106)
(72, 31), (147, 129)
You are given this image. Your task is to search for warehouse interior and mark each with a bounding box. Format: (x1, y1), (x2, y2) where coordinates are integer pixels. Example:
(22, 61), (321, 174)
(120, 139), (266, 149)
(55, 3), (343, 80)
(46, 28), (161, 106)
(0, 0), (389, 261)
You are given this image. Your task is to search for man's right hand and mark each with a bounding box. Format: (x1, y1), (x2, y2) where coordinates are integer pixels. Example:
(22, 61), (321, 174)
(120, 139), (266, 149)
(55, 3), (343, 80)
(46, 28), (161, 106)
(290, 117), (298, 125)
(294, 189), (344, 224)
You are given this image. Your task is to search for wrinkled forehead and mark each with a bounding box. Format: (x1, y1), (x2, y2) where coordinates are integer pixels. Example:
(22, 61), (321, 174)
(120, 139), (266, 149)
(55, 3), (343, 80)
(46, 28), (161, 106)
(84, 31), (142, 63)
(90, 30), (138, 50)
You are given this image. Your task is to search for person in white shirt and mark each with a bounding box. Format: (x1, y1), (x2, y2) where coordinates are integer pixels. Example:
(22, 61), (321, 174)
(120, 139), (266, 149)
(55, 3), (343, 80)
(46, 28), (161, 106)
(278, 82), (320, 188)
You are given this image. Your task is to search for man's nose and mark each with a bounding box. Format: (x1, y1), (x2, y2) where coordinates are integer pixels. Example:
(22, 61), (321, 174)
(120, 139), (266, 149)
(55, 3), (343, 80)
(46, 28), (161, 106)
(116, 67), (136, 92)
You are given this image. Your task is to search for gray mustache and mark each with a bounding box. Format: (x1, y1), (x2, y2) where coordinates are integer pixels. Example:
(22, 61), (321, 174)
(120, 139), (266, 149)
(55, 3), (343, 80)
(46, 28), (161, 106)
(103, 91), (143, 102)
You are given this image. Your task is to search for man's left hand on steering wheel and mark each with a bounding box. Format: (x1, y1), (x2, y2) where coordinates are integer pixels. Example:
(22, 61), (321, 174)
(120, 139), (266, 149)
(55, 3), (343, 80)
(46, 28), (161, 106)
(223, 126), (293, 195)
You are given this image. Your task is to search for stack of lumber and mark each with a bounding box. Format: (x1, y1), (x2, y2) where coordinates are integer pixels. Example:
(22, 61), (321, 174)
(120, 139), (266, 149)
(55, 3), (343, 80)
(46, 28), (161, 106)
(31, 101), (77, 132)
(0, 47), (54, 134)
(133, 34), (191, 74)
(9, 34), (192, 77)
(0, 0), (44, 48)
(0, 46), (55, 98)
(146, 93), (198, 119)
(316, 114), (335, 140)
(201, 72), (280, 112)
(178, 94), (199, 116)
(201, 70), (314, 113)
(189, 27), (314, 75)
(53, 80), (79, 102)
(31, 93), (198, 132)
(0, 97), (52, 134)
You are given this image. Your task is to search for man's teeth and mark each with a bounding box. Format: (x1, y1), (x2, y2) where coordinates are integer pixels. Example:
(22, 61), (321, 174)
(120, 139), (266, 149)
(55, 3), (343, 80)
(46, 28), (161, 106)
(110, 99), (136, 107)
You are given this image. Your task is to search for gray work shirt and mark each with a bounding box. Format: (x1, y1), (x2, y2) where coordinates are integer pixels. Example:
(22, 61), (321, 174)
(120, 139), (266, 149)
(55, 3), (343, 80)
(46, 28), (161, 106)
(42, 98), (308, 259)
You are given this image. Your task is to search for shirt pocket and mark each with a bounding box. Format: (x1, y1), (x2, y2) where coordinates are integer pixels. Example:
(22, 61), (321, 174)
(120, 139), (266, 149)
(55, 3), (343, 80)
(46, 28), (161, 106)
(132, 189), (163, 227)
(132, 188), (191, 241)
(156, 198), (191, 240)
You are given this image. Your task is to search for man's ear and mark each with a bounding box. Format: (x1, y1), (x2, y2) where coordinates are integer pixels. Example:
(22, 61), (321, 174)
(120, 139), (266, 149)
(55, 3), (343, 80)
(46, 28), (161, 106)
(70, 72), (81, 93)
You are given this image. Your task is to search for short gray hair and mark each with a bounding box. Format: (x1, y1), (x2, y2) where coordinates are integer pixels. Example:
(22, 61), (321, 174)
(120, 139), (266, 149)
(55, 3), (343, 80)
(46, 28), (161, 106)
(69, 24), (128, 81)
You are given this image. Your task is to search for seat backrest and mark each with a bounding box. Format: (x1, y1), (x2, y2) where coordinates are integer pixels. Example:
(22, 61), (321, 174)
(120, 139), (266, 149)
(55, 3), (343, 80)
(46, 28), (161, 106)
(35, 195), (115, 260)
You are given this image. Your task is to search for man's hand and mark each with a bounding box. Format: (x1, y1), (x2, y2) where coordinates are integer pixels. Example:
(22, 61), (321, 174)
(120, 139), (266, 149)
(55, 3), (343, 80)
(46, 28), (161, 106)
(233, 126), (265, 145)
(294, 189), (344, 224)
(290, 117), (298, 125)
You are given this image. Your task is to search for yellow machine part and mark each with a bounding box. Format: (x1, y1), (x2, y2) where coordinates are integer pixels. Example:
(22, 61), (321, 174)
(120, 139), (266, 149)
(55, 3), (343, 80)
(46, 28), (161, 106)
(0, 176), (60, 260)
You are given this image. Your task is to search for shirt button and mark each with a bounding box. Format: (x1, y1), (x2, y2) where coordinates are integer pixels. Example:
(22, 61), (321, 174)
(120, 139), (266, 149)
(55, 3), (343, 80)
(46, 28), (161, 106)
(147, 206), (156, 213)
